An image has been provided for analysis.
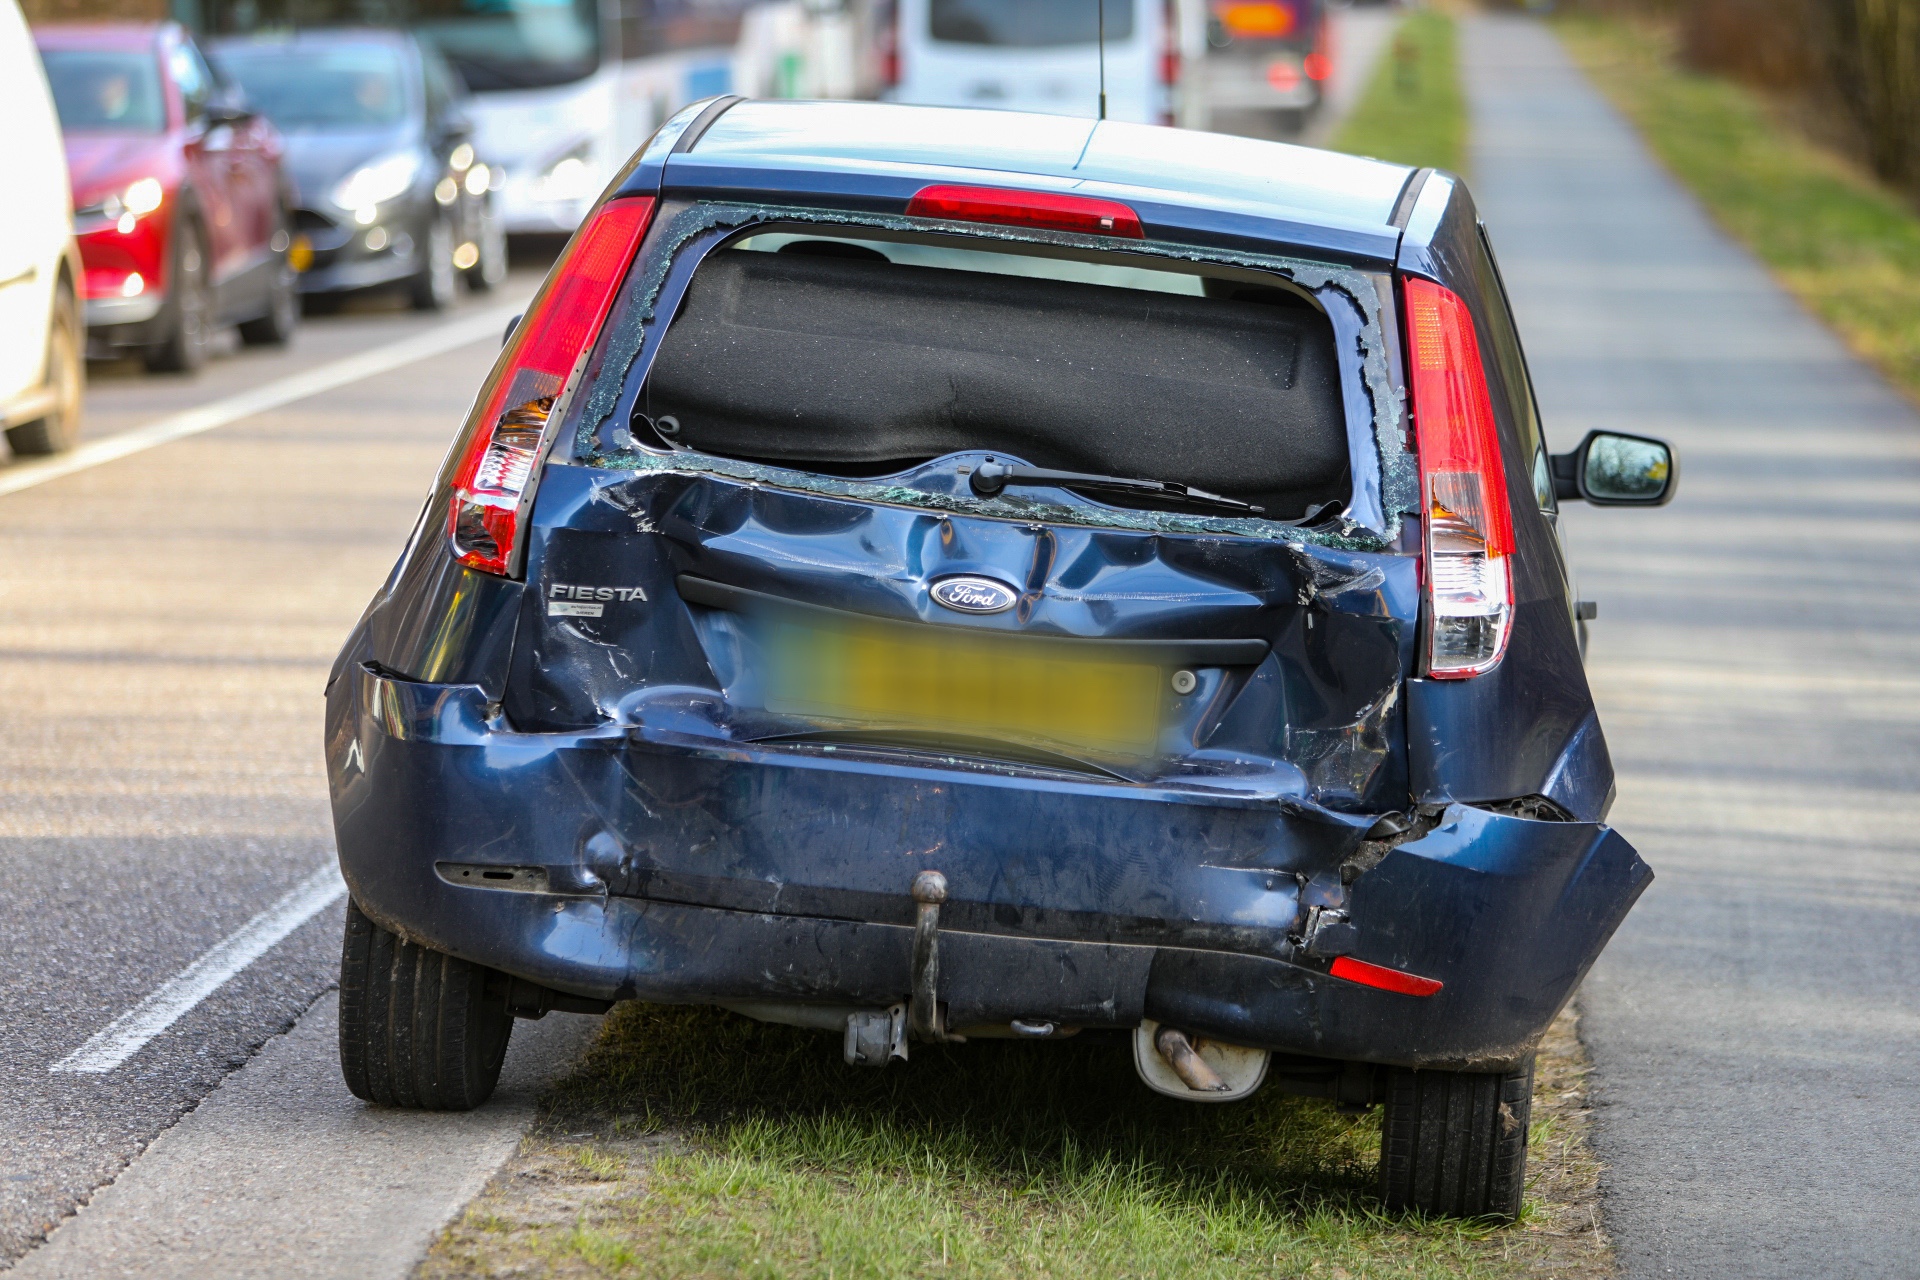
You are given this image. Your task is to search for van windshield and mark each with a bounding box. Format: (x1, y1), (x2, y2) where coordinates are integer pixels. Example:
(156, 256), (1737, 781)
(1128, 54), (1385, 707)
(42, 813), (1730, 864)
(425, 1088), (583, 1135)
(930, 0), (1133, 47)
(194, 0), (601, 91)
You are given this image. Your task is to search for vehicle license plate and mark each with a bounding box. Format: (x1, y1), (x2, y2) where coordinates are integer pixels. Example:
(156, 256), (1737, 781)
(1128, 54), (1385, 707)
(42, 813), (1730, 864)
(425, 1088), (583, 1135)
(762, 618), (1163, 756)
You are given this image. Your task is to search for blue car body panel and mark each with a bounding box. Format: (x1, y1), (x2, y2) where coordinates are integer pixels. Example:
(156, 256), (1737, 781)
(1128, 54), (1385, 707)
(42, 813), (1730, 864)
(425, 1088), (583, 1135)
(326, 100), (1650, 1072)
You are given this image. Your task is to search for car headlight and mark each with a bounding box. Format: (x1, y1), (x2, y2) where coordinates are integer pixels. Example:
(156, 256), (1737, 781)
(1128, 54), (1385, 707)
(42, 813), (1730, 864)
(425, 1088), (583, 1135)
(79, 176), (166, 222)
(123, 177), (164, 216)
(329, 151), (422, 217)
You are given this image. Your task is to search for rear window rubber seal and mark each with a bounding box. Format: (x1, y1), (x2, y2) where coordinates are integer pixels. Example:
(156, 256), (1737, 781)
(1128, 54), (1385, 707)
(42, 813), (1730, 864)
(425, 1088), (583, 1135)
(672, 95), (746, 154)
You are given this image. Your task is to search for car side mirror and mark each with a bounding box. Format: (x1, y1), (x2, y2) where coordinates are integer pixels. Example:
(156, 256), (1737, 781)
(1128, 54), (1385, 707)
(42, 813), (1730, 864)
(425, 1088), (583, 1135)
(1551, 430), (1677, 506)
(205, 102), (254, 128)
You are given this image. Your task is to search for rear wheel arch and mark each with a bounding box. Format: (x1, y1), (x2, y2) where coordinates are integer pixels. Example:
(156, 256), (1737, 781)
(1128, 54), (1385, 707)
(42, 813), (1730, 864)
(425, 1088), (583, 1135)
(4, 276), (83, 456)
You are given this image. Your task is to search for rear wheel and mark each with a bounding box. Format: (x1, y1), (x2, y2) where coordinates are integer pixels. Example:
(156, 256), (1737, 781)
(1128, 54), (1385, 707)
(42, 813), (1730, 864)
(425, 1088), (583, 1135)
(145, 220), (211, 374)
(338, 899), (513, 1110)
(1379, 1058), (1533, 1220)
(410, 213), (458, 312)
(238, 218), (299, 346)
(6, 282), (82, 456)
(464, 198), (507, 292)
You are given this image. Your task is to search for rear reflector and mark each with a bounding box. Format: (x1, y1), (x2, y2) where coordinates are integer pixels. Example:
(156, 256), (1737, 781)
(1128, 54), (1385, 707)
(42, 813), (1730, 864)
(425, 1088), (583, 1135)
(447, 196), (656, 575)
(1329, 955), (1444, 997)
(1404, 276), (1514, 679)
(906, 185), (1145, 239)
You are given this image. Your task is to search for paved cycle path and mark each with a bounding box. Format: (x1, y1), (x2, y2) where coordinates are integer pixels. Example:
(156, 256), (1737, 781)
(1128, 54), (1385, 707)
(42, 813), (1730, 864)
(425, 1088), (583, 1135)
(1463, 17), (1920, 1277)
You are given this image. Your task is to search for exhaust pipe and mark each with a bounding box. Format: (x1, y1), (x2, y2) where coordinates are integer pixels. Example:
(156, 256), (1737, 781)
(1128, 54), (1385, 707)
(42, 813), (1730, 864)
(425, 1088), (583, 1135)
(1153, 1025), (1231, 1093)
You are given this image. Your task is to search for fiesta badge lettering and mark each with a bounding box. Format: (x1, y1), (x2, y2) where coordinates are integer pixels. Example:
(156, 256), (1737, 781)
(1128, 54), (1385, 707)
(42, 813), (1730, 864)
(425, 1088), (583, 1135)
(548, 582), (647, 618)
(929, 575), (1018, 614)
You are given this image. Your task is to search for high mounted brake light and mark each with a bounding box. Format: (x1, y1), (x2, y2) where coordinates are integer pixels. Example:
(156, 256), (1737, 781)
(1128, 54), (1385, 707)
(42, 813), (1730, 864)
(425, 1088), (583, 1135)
(1404, 276), (1514, 679)
(448, 196), (656, 575)
(906, 185), (1145, 239)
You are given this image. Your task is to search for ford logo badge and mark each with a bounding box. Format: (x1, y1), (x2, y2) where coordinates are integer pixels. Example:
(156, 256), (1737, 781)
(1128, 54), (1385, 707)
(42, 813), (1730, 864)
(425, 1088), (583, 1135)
(929, 575), (1018, 614)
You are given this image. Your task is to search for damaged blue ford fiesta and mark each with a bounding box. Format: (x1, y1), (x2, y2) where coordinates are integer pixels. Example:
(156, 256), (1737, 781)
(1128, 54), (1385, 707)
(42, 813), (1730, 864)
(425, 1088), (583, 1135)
(324, 97), (1676, 1219)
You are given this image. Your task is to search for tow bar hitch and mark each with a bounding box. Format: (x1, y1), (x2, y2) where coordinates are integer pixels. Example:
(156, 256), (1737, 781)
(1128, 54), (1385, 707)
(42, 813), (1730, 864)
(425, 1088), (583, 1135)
(909, 870), (961, 1043)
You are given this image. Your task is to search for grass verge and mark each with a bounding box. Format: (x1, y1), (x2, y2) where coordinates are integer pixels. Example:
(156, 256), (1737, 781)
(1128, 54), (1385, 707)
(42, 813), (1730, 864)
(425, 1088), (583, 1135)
(417, 1006), (1610, 1279)
(1557, 14), (1920, 403)
(1330, 11), (1467, 176)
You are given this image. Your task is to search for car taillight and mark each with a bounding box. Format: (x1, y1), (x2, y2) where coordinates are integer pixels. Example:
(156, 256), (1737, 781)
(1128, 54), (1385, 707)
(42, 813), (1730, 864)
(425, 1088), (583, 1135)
(880, 1), (900, 88)
(1161, 0), (1180, 86)
(906, 185), (1145, 238)
(447, 195), (656, 576)
(1303, 11), (1331, 81)
(1405, 276), (1514, 679)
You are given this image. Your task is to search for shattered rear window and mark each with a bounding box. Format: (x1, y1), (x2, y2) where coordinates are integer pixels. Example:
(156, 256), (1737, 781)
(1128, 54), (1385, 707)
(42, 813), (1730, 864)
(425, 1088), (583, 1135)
(567, 203), (1415, 549)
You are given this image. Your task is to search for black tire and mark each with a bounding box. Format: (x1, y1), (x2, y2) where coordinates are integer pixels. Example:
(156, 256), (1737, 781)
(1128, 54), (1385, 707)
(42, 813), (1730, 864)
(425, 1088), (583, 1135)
(6, 282), (83, 456)
(238, 218), (299, 346)
(145, 218), (211, 374)
(409, 213), (458, 311)
(339, 899), (513, 1110)
(1379, 1058), (1533, 1220)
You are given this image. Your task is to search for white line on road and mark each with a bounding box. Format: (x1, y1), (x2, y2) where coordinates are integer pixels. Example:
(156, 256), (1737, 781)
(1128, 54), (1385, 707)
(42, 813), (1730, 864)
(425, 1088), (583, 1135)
(0, 303), (519, 499)
(53, 865), (348, 1074)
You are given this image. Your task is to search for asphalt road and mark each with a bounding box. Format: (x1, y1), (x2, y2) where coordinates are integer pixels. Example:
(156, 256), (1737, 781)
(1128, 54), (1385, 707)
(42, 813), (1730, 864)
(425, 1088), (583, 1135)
(0, 268), (567, 1265)
(9, 34), (1920, 1274)
(1465, 17), (1920, 1277)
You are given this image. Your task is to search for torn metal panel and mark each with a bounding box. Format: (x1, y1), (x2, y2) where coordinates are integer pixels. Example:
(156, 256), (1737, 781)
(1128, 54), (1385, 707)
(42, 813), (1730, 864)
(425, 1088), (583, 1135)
(508, 464), (1417, 812)
(327, 644), (1648, 1069)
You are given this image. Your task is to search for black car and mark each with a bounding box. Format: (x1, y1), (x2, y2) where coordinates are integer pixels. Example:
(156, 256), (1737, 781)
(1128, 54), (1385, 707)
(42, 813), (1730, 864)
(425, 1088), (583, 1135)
(212, 28), (505, 310)
(324, 99), (1678, 1220)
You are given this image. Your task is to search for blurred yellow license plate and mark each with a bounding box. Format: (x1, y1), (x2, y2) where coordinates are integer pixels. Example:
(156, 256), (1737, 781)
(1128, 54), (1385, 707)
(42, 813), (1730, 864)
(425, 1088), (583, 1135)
(763, 619), (1163, 757)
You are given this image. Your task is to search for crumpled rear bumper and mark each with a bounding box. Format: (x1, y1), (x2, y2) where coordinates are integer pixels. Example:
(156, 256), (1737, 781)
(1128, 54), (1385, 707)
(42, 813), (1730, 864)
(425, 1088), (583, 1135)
(328, 664), (1651, 1070)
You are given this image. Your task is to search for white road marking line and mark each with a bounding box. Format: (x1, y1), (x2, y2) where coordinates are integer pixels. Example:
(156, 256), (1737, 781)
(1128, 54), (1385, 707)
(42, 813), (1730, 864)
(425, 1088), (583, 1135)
(52, 865), (348, 1074)
(0, 303), (519, 499)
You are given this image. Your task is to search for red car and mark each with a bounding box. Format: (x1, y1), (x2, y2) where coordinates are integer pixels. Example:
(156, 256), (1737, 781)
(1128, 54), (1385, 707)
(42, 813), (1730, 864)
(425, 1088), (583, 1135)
(36, 22), (298, 372)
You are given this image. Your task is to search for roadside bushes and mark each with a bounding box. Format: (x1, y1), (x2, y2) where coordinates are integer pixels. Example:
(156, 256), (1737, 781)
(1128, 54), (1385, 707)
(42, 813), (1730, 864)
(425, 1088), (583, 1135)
(1585, 0), (1920, 204)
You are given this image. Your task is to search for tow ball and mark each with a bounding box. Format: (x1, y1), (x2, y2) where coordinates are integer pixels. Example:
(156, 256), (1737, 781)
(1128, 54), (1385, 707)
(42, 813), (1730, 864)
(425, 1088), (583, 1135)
(908, 869), (960, 1043)
(842, 868), (960, 1066)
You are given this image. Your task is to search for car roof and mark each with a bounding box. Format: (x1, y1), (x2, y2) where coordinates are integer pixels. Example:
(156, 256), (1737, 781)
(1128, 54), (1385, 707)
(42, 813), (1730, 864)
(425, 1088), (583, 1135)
(208, 27), (417, 52)
(32, 22), (169, 50)
(660, 99), (1419, 264)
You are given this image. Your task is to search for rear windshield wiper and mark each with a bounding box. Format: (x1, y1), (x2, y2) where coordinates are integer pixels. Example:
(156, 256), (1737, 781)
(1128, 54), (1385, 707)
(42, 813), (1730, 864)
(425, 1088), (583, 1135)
(967, 459), (1264, 516)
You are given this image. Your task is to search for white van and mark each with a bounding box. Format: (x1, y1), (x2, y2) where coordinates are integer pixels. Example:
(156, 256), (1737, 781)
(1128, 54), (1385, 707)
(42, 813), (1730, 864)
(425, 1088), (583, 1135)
(0, 0), (84, 457)
(886, 0), (1174, 125)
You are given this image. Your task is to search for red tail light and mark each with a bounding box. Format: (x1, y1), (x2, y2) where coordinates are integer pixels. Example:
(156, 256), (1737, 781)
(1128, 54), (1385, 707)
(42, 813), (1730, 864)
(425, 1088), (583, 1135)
(1303, 11), (1331, 81)
(880, 1), (900, 88)
(1160, 0), (1180, 86)
(906, 185), (1145, 239)
(1330, 956), (1444, 997)
(448, 196), (656, 576)
(1404, 276), (1514, 678)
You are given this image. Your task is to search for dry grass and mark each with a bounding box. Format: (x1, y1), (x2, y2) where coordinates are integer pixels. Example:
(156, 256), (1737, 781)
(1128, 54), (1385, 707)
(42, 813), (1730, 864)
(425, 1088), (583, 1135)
(416, 1004), (1612, 1279)
(1331, 11), (1469, 176)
